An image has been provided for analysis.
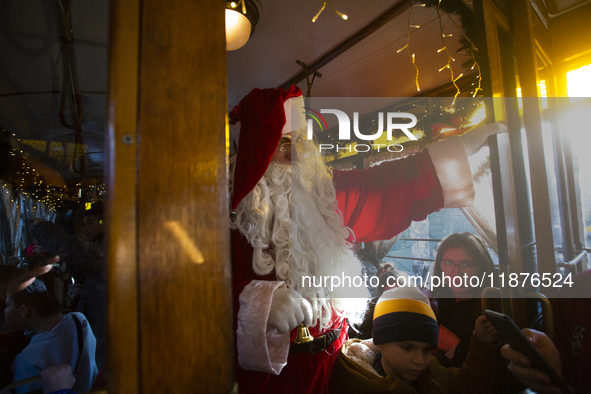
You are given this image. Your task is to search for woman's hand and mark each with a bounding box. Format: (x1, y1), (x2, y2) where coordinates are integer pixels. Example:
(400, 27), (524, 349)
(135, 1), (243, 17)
(475, 315), (499, 344)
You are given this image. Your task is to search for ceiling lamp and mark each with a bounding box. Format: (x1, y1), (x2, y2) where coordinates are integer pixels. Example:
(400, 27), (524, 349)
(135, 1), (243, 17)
(225, 0), (260, 51)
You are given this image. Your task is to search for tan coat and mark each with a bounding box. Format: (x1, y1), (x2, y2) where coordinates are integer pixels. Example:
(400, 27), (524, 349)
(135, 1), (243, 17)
(331, 335), (504, 394)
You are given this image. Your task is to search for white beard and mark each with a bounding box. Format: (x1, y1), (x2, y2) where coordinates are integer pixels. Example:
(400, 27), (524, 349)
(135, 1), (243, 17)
(230, 142), (368, 330)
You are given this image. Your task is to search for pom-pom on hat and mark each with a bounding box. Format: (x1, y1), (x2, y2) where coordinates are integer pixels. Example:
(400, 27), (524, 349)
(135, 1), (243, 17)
(372, 286), (439, 347)
(229, 86), (306, 210)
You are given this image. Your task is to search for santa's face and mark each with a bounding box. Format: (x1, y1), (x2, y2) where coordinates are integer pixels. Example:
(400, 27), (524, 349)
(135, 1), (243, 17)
(270, 133), (295, 164)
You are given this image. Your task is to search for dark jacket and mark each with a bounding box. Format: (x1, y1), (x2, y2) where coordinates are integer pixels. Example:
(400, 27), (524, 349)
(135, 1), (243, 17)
(332, 335), (504, 394)
(431, 295), (481, 367)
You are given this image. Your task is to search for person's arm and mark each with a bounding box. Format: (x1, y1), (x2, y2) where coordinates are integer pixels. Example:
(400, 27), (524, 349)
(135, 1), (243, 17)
(333, 148), (446, 242)
(333, 122), (505, 243)
(500, 328), (568, 394)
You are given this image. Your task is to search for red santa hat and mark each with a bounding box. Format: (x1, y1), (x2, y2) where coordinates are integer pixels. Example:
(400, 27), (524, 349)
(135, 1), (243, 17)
(229, 86), (306, 210)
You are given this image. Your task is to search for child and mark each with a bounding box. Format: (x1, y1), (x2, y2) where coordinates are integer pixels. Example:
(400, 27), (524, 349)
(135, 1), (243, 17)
(332, 286), (504, 394)
(5, 274), (98, 394)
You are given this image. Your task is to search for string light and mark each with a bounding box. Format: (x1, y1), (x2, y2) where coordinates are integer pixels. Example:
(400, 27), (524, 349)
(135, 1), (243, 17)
(312, 1), (348, 23)
(435, 6), (461, 103)
(396, 3), (423, 92)
(443, 9), (482, 97)
(312, 2), (326, 22)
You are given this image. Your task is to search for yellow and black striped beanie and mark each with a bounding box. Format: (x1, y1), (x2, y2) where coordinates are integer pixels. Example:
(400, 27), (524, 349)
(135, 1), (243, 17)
(372, 286), (439, 347)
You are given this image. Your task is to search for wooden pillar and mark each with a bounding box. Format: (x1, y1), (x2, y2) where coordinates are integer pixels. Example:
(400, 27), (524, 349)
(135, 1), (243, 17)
(106, 0), (233, 392)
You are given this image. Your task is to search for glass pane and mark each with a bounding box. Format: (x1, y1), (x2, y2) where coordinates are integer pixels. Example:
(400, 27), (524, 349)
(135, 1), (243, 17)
(0, 0), (110, 375)
(541, 121), (565, 264)
(565, 99), (591, 249)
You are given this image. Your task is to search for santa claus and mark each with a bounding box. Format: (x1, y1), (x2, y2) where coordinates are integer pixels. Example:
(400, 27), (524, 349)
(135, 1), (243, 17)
(229, 86), (503, 393)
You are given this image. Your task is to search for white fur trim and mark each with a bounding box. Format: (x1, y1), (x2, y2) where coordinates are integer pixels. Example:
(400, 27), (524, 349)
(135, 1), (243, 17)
(237, 280), (290, 374)
(426, 136), (474, 208)
(230, 121), (241, 149)
(282, 96), (306, 134)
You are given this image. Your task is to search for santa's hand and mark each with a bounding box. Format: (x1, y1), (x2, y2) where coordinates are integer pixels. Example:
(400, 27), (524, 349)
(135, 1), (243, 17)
(41, 364), (76, 394)
(459, 122), (507, 156)
(267, 288), (313, 335)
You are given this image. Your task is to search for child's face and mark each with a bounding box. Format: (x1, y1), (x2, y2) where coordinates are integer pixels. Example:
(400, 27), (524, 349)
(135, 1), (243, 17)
(4, 296), (25, 330)
(377, 341), (432, 381)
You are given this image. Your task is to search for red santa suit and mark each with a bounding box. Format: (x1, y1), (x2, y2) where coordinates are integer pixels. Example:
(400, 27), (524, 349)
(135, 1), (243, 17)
(229, 86), (474, 393)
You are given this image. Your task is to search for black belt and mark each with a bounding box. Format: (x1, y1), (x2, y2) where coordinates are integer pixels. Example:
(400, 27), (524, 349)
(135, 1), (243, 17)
(289, 322), (344, 354)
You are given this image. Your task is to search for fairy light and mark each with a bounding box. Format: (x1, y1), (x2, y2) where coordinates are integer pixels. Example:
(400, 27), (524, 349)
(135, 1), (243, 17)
(436, 6), (461, 103)
(312, 1), (348, 23)
(443, 9), (482, 97)
(396, 3), (424, 92)
(312, 2), (326, 22)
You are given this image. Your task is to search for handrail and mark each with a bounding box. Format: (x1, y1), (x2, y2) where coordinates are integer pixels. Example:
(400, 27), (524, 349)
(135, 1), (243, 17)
(385, 255), (434, 262)
(398, 238), (443, 242)
(558, 251), (586, 267)
(481, 287), (555, 341)
(557, 251), (587, 274)
(523, 292), (555, 341)
(0, 375), (41, 394)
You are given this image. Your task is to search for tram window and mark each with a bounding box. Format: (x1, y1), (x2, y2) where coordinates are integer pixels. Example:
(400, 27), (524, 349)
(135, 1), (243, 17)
(385, 208), (500, 279)
(516, 120), (567, 266)
(541, 121), (565, 264)
(566, 98), (591, 249)
(384, 146), (499, 278)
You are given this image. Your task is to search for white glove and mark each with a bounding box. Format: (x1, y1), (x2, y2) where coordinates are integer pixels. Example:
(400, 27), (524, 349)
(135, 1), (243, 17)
(459, 122), (507, 156)
(267, 288), (313, 335)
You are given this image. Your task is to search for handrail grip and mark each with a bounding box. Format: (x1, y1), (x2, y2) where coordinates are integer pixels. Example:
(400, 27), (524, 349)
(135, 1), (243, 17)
(559, 251), (586, 267)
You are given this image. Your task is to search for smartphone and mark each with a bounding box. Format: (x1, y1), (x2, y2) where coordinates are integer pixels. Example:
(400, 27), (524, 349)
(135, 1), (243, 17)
(483, 309), (572, 394)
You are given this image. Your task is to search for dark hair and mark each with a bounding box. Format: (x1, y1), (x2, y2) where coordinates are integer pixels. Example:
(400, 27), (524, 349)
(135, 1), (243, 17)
(83, 201), (104, 219)
(376, 263), (406, 296)
(0, 265), (24, 299)
(9, 287), (62, 318)
(432, 233), (495, 289)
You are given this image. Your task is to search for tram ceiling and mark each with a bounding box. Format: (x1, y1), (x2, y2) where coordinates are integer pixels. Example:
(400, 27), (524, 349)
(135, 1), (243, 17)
(227, 0), (475, 108)
(0, 0), (475, 190)
(2, 0), (588, 190)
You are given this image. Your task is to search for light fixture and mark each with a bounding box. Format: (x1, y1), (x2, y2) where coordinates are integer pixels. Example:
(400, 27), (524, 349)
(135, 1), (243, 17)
(225, 0), (260, 51)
